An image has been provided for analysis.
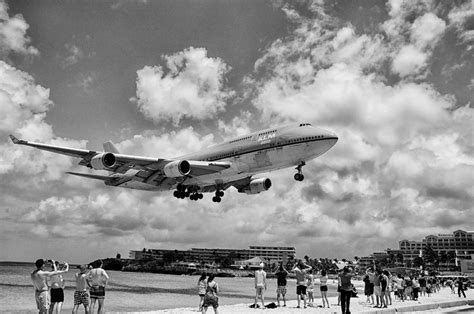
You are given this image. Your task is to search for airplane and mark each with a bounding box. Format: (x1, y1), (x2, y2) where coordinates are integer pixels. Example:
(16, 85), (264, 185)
(9, 122), (338, 202)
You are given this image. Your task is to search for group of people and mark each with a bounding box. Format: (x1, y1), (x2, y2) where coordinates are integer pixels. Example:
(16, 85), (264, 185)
(251, 261), (345, 311)
(362, 268), (468, 309)
(31, 258), (109, 314)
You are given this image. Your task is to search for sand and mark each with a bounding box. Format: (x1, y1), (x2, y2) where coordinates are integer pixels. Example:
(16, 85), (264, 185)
(125, 282), (473, 314)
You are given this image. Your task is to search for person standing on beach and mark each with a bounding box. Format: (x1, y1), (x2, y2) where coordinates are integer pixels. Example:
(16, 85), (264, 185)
(87, 260), (109, 314)
(373, 269), (382, 307)
(456, 278), (466, 298)
(254, 262), (267, 308)
(292, 260), (312, 309)
(338, 266), (355, 314)
(197, 273), (207, 312)
(306, 269), (315, 307)
(319, 270), (330, 308)
(275, 263), (289, 307)
(202, 274), (219, 314)
(31, 259), (69, 314)
(49, 261), (66, 314)
(72, 265), (91, 314)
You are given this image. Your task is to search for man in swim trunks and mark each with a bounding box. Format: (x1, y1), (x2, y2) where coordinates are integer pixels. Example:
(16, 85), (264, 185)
(292, 260), (312, 309)
(73, 264), (90, 314)
(31, 259), (69, 314)
(275, 263), (289, 307)
(87, 260), (109, 314)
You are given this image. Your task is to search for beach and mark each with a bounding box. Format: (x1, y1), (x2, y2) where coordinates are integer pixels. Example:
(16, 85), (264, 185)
(2, 263), (473, 313)
(146, 283), (474, 313)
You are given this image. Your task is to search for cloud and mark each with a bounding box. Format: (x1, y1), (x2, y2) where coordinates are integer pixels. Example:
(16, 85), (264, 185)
(132, 47), (234, 125)
(447, 1), (474, 50)
(62, 43), (84, 67)
(0, 0), (38, 58)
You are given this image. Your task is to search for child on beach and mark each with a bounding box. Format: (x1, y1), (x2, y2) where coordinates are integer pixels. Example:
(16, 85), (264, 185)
(49, 261), (66, 314)
(306, 269), (315, 307)
(72, 265), (90, 314)
(197, 273), (207, 312)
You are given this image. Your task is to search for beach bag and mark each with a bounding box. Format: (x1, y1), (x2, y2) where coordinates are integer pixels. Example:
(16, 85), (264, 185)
(265, 302), (277, 309)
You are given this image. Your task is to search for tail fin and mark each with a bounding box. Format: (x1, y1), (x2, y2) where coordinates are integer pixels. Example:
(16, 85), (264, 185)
(9, 134), (25, 145)
(103, 141), (119, 153)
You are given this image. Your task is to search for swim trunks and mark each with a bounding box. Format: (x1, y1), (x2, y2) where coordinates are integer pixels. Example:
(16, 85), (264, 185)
(320, 285), (328, 292)
(296, 285), (307, 295)
(35, 290), (50, 311)
(277, 286), (287, 296)
(74, 290), (90, 306)
(90, 286), (105, 299)
(256, 286), (265, 295)
(51, 288), (64, 303)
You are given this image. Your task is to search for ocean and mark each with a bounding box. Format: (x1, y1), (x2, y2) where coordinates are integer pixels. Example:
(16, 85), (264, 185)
(0, 262), (338, 312)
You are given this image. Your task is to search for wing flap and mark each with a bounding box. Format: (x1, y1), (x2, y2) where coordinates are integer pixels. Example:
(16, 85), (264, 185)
(188, 160), (231, 176)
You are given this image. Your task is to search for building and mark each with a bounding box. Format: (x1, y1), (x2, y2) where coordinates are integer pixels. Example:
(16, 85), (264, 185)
(399, 230), (474, 269)
(129, 245), (296, 265)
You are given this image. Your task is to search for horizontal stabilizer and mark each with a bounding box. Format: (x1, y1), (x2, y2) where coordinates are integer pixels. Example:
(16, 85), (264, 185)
(66, 171), (111, 181)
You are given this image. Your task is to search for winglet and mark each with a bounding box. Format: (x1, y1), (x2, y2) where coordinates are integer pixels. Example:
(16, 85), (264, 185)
(9, 134), (25, 145)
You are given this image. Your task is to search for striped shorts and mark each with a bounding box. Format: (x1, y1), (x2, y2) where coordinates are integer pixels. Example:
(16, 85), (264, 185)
(74, 290), (90, 306)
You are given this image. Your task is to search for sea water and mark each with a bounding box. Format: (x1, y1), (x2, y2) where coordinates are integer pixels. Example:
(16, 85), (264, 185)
(1, 263), (337, 312)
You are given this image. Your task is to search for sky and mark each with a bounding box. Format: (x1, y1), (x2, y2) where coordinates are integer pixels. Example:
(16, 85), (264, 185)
(0, 0), (473, 264)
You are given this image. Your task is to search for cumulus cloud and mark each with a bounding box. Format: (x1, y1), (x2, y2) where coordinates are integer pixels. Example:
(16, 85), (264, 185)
(132, 47), (233, 125)
(0, 0), (38, 58)
(447, 1), (474, 50)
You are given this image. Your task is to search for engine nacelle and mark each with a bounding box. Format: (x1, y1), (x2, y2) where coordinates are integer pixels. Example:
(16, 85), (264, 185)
(163, 160), (191, 177)
(239, 178), (272, 194)
(90, 152), (116, 170)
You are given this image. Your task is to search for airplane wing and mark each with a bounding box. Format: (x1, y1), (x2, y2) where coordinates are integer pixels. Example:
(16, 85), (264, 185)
(9, 135), (231, 185)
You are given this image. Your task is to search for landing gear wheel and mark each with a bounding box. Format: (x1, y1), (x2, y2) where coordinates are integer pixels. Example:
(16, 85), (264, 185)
(294, 161), (306, 181)
(217, 191), (224, 197)
(212, 196), (221, 203)
(294, 173), (304, 181)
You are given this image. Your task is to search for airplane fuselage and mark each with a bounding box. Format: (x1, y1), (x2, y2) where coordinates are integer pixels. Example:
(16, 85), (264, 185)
(118, 123), (338, 192)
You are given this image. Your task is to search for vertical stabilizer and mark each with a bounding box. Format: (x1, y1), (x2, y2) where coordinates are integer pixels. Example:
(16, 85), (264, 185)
(103, 141), (120, 153)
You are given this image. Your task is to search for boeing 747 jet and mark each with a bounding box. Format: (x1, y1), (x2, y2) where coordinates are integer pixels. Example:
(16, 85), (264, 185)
(10, 123), (338, 202)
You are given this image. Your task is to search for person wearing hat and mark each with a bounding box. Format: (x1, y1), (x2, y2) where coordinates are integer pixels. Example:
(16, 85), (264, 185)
(31, 259), (69, 314)
(254, 262), (267, 308)
(72, 265), (90, 314)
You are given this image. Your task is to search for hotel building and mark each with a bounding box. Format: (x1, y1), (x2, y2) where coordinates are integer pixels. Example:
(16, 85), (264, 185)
(130, 245), (296, 265)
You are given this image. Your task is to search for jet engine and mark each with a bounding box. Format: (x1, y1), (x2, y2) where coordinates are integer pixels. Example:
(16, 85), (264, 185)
(163, 160), (191, 177)
(90, 152), (116, 170)
(239, 178), (272, 194)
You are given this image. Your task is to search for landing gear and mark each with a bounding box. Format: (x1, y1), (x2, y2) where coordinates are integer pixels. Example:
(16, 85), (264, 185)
(212, 190), (224, 203)
(174, 185), (202, 200)
(294, 161), (305, 181)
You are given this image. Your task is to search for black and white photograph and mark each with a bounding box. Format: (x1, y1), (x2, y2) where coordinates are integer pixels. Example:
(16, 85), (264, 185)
(0, 0), (473, 312)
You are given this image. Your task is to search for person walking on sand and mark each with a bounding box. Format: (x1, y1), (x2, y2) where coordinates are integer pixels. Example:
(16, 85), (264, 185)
(338, 266), (355, 314)
(87, 260), (109, 314)
(49, 261), (66, 314)
(202, 274), (219, 314)
(373, 269), (382, 308)
(31, 259), (69, 314)
(319, 270), (330, 308)
(275, 263), (289, 307)
(72, 265), (91, 314)
(198, 273), (207, 312)
(292, 260), (312, 309)
(254, 262), (267, 308)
